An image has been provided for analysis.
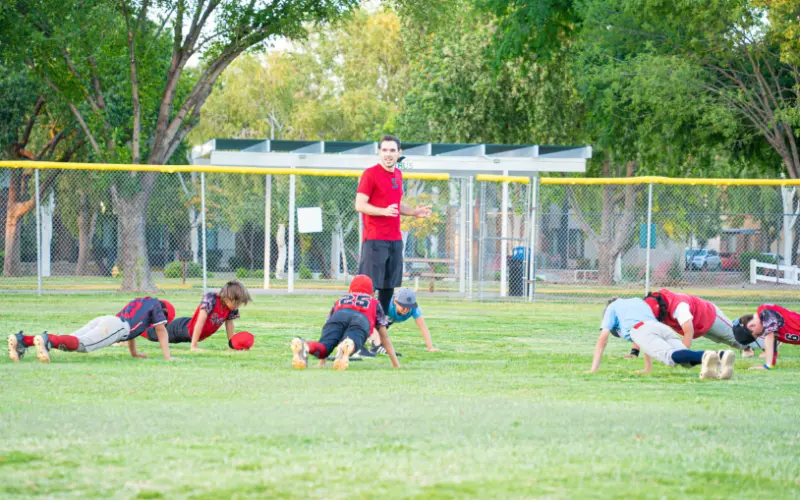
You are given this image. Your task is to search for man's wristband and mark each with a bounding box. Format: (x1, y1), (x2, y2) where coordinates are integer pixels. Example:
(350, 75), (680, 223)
(630, 348), (640, 357)
(763, 363), (771, 370)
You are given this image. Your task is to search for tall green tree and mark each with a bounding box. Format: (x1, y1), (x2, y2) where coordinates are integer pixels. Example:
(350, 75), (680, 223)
(3, 0), (358, 291)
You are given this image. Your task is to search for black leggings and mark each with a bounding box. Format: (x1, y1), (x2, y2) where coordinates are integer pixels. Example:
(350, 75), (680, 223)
(378, 288), (394, 316)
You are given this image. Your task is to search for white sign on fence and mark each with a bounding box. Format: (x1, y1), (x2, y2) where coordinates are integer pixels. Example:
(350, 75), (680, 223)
(297, 207), (323, 234)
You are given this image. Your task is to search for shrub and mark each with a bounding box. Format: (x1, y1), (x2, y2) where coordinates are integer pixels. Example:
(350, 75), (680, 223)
(164, 260), (203, 279)
(252, 269), (264, 279)
(621, 264), (645, 282)
(739, 251), (769, 279)
(236, 268), (249, 279)
(298, 265), (312, 280)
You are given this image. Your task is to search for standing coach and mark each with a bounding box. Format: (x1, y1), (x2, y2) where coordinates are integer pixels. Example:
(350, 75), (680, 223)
(355, 135), (431, 316)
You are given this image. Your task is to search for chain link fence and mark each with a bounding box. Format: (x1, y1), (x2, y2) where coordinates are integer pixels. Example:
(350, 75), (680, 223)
(2, 164), (800, 304)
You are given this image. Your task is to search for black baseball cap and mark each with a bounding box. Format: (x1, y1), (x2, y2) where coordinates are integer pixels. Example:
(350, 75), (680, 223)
(732, 318), (756, 346)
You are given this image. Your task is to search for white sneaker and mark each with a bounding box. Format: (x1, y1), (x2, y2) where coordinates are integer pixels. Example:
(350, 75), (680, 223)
(699, 351), (720, 379)
(719, 350), (735, 380)
(333, 338), (355, 371)
(290, 338), (308, 370)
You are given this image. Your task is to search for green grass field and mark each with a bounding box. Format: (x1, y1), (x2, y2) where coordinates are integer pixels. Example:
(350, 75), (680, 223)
(2, 292), (799, 499)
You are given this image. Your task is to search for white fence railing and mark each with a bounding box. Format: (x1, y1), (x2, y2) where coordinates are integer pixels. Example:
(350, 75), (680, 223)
(750, 259), (800, 285)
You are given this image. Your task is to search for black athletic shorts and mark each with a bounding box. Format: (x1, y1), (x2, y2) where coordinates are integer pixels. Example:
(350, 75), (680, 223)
(358, 239), (403, 289)
(144, 317), (191, 343)
(319, 309), (370, 354)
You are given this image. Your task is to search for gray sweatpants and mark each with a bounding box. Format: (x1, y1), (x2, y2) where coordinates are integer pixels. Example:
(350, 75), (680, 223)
(702, 306), (741, 348)
(630, 321), (687, 367)
(70, 315), (130, 353)
(694, 306), (761, 349)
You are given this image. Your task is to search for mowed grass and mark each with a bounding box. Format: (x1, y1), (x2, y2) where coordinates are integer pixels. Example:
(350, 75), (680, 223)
(1, 292), (799, 499)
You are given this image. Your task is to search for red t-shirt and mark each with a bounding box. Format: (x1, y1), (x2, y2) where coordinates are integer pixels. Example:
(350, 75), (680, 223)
(357, 164), (403, 241)
(644, 289), (718, 337)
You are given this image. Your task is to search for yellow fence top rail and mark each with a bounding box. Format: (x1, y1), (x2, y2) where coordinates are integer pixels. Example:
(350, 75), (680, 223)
(4, 161), (800, 185)
(541, 176), (800, 186)
(0, 161), (449, 181)
(475, 174), (530, 184)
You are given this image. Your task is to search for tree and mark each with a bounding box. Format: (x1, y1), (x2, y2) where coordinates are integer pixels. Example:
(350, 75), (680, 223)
(4, 0), (358, 291)
(191, 7), (409, 145)
(0, 64), (84, 276)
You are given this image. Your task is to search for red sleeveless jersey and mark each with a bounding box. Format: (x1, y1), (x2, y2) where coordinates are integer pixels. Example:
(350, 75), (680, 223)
(758, 304), (800, 344)
(333, 293), (379, 332)
(188, 292), (239, 342)
(645, 289), (718, 337)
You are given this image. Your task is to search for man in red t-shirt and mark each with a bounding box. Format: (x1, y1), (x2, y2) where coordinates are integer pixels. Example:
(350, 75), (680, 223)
(354, 134), (431, 325)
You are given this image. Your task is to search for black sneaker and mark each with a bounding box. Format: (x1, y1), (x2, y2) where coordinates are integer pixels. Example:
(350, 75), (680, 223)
(370, 345), (402, 357)
(355, 347), (376, 358)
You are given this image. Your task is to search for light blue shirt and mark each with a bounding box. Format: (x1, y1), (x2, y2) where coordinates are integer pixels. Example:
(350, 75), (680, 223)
(600, 298), (656, 341)
(387, 296), (422, 323)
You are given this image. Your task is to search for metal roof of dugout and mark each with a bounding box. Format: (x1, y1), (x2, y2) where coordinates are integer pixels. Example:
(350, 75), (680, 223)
(190, 139), (592, 300)
(192, 139), (591, 175)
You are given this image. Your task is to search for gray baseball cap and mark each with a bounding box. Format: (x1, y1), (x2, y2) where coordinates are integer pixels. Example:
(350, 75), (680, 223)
(395, 288), (417, 308)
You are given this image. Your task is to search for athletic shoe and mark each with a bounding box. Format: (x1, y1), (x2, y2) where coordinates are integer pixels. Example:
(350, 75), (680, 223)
(699, 351), (720, 379)
(354, 347), (376, 358)
(33, 332), (51, 363)
(333, 338), (355, 371)
(742, 347), (754, 358)
(327, 349), (362, 361)
(7, 332), (26, 362)
(370, 345), (402, 357)
(290, 337), (308, 369)
(719, 350), (735, 380)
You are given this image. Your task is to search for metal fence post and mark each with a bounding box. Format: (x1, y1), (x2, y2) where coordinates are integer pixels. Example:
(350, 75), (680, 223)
(200, 172), (208, 293)
(288, 173), (296, 293)
(263, 174), (272, 290)
(478, 181), (487, 301)
(459, 177), (467, 294)
(34, 169), (42, 296)
(467, 176), (474, 300)
(500, 174), (509, 297)
(527, 175), (539, 302)
(644, 182), (653, 295)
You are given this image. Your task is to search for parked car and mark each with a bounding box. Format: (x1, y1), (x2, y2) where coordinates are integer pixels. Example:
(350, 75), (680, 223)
(689, 249), (721, 271)
(720, 252), (739, 271)
(684, 249), (701, 270)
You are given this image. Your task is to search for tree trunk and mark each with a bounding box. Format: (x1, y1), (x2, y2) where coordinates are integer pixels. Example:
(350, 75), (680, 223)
(75, 192), (97, 275)
(4, 170), (34, 277)
(597, 244), (614, 286)
(3, 212), (24, 277)
(114, 187), (158, 293)
(276, 224), (286, 278)
(566, 161), (640, 286)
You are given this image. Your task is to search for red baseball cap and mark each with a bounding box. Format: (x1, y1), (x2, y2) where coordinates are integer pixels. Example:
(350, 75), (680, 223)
(349, 274), (374, 295)
(230, 331), (254, 350)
